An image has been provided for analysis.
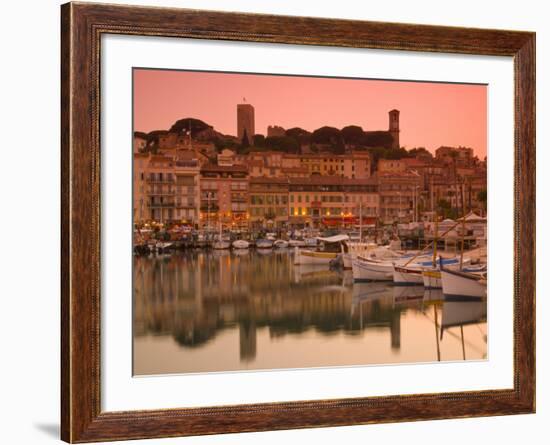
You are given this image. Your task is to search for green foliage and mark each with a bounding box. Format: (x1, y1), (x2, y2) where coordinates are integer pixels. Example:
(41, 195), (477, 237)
(169, 118), (211, 136)
(253, 134), (266, 147)
(362, 131), (394, 148)
(408, 147), (433, 159)
(341, 125), (364, 144)
(264, 136), (300, 153)
(285, 127), (311, 146)
(311, 126), (342, 145)
(241, 129), (251, 148)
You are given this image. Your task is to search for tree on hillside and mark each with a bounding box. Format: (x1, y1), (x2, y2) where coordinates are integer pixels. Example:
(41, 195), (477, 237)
(241, 130), (251, 148)
(253, 134), (266, 147)
(264, 136), (300, 153)
(169, 118), (211, 136)
(285, 127), (311, 147)
(341, 125), (365, 145)
(311, 126), (342, 145)
(362, 131), (394, 148)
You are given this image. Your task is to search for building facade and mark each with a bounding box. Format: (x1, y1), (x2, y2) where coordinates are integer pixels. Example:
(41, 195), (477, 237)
(200, 164), (249, 230)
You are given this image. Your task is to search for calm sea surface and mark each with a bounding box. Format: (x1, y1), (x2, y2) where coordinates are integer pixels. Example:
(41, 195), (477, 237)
(133, 249), (487, 375)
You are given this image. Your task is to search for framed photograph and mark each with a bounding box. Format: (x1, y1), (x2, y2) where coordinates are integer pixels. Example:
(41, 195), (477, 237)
(61, 2), (535, 442)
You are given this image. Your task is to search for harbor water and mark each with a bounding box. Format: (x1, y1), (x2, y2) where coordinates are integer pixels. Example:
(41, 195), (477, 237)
(133, 249), (487, 375)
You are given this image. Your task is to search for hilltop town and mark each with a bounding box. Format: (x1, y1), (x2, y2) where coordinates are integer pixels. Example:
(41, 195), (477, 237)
(133, 104), (487, 230)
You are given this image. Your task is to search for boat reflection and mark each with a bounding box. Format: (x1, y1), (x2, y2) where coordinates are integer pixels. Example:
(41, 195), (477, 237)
(133, 250), (487, 374)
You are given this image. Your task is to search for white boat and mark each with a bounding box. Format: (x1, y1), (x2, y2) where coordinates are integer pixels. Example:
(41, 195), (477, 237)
(273, 239), (289, 248)
(393, 264), (425, 285)
(352, 253), (431, 282)
(152, 241), (173, 253)
(394, 257), (468, 286)
(440, 267), (487, 299)
(352, 256), (395, 281)
(293, 234), (349, 266)
(422, 263), (485, 289)
(342, 242), (377, 270)
(232, 239), (250, 249)
(256, 239), (274, 249)
(212, 222), (230, 249)
(213, 240), (230, 250)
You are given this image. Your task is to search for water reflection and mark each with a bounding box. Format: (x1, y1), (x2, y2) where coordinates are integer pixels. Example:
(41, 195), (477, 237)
(133, 250), (487, 375)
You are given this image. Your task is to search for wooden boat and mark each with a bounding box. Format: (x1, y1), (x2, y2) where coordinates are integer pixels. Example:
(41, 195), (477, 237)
(352, 252), (431, 282)
(351, 256), (395, 281)
(422, 263), (486, 289)
(393, 257), (469, 286)
(293, 234), (348, 266)
(440, 266), (487, 299)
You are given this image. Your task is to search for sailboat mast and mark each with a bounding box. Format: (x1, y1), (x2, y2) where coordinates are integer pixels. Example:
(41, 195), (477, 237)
(359, 201), (363, 242)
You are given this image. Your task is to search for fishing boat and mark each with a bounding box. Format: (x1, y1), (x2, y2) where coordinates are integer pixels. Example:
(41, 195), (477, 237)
(440, 265), (487, 299)
(293, 234), (349, 266)
(232, 239), (250, 249)
(255, 239), (274, 249)
(273, 239), (289, 248)
(393, 257), (469, 286)
(351, 256), (395, 281)
(422, 263), (486, 289)
(342, 242), (375, 270)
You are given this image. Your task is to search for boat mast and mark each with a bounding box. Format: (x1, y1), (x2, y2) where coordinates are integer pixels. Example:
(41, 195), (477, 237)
(359, 201), (363, 242)
(460, 179), (466, 269)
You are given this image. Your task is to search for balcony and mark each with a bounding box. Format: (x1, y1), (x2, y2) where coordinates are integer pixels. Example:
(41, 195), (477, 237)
(148, 201), (175, 208)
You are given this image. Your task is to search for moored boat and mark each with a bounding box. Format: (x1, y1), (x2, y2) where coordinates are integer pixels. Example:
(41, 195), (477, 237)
(394, 257), (468, 286)
(422, 263), (485, 289)
(213, 240), (230, 250)
(232, 239), (250, 249)
(256, 239), (274, 249)
(440, 266), (487, 299)
(293, 234), (349, 266)
(273, 239), (289, 248)
(351, 256), (394, 281)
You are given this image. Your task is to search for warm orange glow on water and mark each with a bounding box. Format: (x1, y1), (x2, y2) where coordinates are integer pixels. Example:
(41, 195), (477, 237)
(133, 251), (487, 375)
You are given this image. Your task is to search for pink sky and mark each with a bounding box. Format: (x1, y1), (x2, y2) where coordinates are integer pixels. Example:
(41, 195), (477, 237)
(133, 69), (487, 158)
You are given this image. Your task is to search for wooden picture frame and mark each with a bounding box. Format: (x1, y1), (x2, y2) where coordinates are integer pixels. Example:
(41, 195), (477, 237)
(61, 2), (535, 442)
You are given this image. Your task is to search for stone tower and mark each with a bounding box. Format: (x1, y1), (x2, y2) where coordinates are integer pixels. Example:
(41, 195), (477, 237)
(237, 103), (255, 145)
(388, 109), (400, 149)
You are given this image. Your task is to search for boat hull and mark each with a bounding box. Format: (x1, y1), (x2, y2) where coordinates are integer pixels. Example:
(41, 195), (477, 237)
(393, 265), (424, 285)
(232, 240), (250, 249)
(352, 258), (394, 281)
(294, 248), (339, 265)
(441, 269), (486, 299)
(422, 268), (442, 289)
(213, 241), (230, 250)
